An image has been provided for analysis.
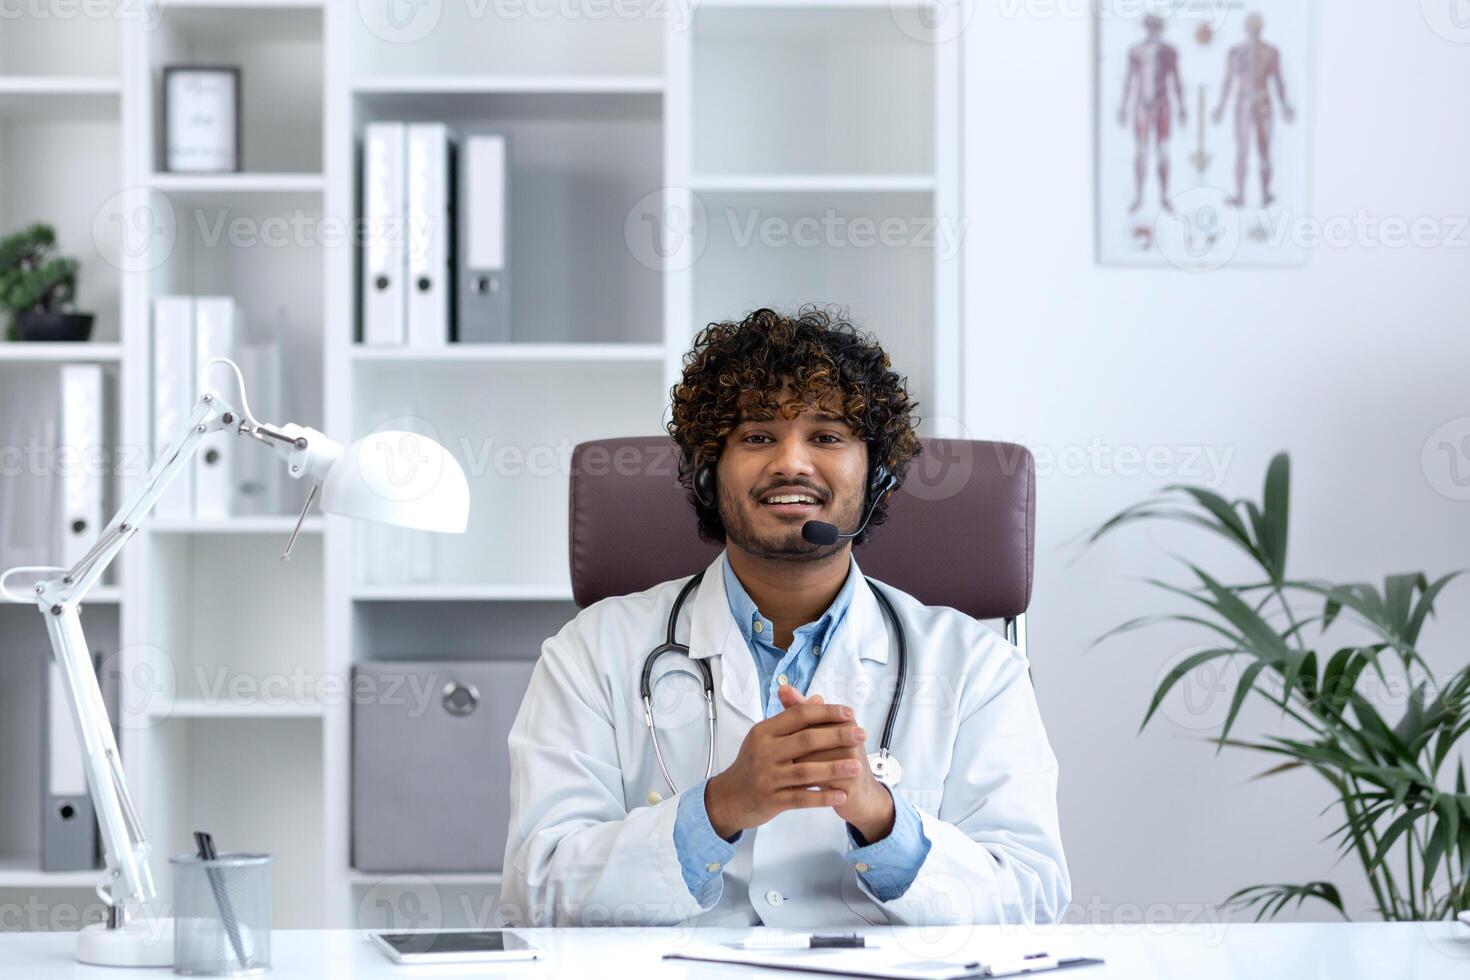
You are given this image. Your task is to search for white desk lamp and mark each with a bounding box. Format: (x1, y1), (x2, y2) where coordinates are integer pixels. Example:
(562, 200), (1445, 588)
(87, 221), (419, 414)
(0, 359), (469, 967)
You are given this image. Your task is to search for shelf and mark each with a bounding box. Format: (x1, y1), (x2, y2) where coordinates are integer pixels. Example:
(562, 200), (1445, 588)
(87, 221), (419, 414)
(0, 861), (102, 889)
(84, 586), (124, 604)
(352, 583), (574, 602)
(149, 516), (324, 535)
(148, 172), (325, 196)
(691, 173), (937, 193)
(0, 77), (119, 121)
(352, 74), (663, 95)
(155, 0), (323, 8)
(349, 343), (664, 364)
(0, 343), (122, 364)
(149, 698), (325, 720)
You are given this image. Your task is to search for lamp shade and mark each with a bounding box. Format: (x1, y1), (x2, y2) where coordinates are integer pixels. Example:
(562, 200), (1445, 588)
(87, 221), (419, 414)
(320, 430), (469, 533)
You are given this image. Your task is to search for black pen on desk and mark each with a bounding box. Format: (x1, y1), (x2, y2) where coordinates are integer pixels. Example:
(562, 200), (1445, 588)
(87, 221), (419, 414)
(735, 932), (871, 949)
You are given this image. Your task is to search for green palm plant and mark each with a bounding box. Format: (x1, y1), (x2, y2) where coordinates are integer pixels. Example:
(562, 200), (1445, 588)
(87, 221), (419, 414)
(1084, 453), (1468, 921)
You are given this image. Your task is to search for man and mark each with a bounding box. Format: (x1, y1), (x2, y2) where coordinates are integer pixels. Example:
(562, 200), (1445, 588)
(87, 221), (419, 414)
(1117, 14), (1187, 213)
(1211, 11), (1295, 207)
(499, 307), (1069, 927)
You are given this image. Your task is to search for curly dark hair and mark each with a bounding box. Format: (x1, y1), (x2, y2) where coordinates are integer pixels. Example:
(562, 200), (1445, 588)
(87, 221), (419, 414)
(667, 305), (923, 546)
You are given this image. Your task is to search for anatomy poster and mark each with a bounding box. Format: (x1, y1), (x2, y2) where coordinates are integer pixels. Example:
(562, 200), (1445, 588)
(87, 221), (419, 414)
(1097, 2), (1309, 269)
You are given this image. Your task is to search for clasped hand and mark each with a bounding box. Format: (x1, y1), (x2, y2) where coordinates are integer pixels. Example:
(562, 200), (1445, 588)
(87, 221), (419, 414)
(704, 685), (895, 844)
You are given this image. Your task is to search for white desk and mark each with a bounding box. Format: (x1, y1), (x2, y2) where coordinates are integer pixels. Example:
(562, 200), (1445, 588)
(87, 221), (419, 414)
(3, 923), (1468, 978)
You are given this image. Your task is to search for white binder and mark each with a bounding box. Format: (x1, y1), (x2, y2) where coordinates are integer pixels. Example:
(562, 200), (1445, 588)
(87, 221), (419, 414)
(363, 122), (407, 346)
(152, 295), (195, 519)
(193, 297), (239, 520)
(406, 123), (453, 347)
(57, 364), (104, 569)
(234, 337), (282, 515)
(41, 657), (97, 871)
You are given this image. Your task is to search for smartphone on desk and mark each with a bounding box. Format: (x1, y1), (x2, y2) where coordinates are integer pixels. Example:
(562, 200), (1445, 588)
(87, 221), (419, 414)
(369, 929), (542, 965)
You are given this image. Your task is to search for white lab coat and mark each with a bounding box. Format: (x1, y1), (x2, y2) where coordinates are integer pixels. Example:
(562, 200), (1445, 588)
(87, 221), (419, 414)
(498, 550), (1070, 928)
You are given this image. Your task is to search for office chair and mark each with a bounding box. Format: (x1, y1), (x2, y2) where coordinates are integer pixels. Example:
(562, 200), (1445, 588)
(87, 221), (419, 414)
(567, 437), (1035, 657)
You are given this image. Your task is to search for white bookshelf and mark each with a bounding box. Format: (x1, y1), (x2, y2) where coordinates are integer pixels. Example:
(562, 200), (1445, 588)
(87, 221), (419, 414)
(0, 0), (964, 930)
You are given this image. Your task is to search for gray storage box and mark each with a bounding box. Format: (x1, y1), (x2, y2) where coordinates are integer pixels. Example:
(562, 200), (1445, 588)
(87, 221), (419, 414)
(352, 661), (535, 872)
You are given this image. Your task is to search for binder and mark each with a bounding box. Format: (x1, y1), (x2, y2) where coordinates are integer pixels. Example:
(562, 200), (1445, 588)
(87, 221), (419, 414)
(57, 364), (104, 569)
(457, 131), (511, 343)
(193, 297), (239, 520)
(0, 372), (56, 568)
(152, 295), (195, 520)
(363, 122), (407, 346)
(234, 336), (282, 515)
(406, 123), (455, 347)
(41, 657), (98, 871)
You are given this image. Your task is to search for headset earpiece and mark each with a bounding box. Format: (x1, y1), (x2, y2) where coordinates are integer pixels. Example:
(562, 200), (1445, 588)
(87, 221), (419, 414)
(692, 462), (716, 509)
(867, 462), (897, 508)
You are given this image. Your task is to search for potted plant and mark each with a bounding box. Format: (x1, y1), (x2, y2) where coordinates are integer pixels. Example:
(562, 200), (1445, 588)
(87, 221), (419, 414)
(0, 223), (94, 342)
(1085, 453), (1468, 920)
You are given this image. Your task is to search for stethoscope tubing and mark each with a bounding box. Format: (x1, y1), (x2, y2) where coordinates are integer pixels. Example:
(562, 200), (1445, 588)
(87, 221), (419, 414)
(639, 569), (907, 796)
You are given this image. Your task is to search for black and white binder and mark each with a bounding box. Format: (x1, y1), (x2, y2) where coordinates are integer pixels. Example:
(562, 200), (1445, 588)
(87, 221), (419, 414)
(457, 131), (511, 343)
(58, 364), (104, 569)
(363, 122), (407, 346)
(406, 123), (455, 347)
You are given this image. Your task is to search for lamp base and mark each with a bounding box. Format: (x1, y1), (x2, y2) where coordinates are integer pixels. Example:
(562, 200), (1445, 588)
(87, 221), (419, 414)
(75, 916), (174, 968)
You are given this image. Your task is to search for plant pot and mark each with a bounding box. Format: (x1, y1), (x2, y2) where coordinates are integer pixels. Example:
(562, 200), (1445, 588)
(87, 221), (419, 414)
(15, 311), (94, 342)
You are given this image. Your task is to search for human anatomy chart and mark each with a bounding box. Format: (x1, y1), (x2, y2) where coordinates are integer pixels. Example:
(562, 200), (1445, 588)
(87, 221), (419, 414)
(1097, 3), (1308, 269)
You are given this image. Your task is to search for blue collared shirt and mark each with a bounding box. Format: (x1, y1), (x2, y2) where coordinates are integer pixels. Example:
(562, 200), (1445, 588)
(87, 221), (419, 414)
(672, 553), (931, 907)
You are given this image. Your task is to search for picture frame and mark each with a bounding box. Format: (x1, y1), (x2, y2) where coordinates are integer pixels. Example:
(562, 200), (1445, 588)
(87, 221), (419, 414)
(163, 65), (242, 173)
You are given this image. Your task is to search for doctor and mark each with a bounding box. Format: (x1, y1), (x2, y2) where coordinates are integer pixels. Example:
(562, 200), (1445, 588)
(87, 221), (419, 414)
(499, 307), (1070, 928)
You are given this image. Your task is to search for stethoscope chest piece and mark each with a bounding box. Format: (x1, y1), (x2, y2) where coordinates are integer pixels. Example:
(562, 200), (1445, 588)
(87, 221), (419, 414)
(868, 752), (903, 788)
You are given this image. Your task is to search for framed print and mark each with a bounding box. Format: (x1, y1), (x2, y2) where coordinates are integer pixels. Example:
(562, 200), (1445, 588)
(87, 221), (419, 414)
(1097, 3), (1310, 269)
(163, 66), (242, 173)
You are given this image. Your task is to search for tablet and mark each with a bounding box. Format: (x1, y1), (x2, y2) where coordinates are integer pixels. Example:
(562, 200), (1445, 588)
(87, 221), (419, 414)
(369, 929), (542, 965)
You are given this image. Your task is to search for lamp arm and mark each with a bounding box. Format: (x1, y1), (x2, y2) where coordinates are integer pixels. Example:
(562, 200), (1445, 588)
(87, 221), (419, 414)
(0, 387), (241, 920)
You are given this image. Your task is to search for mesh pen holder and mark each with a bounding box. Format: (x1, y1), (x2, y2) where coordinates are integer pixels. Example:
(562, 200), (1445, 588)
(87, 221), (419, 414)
(170, 852), (272, 976)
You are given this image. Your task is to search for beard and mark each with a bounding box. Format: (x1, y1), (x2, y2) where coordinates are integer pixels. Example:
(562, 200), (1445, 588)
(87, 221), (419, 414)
(719, 481), (864, 563)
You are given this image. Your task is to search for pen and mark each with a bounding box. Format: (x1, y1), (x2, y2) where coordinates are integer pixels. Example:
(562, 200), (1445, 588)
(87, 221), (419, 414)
(735, 932), (871, 949)
(983, 952), (1059, 976)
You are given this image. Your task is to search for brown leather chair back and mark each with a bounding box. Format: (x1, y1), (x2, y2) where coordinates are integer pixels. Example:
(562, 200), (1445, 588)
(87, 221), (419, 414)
(569, 437), (1035, 622)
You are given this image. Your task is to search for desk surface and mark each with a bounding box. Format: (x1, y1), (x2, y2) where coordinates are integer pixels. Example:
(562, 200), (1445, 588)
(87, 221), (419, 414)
(4, 923), (1469, 978)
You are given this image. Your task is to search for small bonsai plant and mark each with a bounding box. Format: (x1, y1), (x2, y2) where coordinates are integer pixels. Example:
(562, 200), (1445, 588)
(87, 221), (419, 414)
(0, 223), (90, 342)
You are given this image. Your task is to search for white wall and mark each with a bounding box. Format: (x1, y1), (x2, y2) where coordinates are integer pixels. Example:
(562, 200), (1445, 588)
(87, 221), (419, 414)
(963, 2), (1470, 922)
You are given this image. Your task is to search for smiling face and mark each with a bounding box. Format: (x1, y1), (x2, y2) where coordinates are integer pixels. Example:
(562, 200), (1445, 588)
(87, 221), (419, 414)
(715, 385), (869, 563)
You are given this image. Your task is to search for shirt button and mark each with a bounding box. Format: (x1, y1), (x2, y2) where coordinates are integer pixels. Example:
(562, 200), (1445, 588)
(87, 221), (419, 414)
(765, 889), (785, 907)
(776, 673), (789, 686)
(854, 862), (870, 873)
(706, 862), (722, 873)
(753, 621), (764, 634)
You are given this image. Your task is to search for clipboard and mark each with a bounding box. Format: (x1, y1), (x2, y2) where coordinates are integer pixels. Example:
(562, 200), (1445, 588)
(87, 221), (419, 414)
(663, 945), (1104, 979)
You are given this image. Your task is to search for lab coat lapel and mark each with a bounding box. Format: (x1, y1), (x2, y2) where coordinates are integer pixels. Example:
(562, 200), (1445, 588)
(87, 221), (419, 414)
(687, 551), (764, 729)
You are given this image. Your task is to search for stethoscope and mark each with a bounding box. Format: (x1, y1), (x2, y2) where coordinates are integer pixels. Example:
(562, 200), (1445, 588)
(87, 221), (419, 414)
(639, 568), (908, 797)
